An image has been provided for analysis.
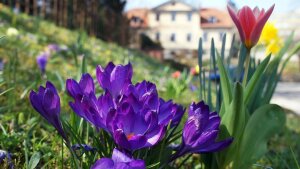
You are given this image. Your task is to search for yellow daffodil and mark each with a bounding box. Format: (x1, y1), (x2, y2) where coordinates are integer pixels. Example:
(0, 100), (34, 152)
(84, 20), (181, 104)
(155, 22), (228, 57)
(259, 22), (283, 55)
(260, 22), (278, 45)
(266, 39), (282, 54)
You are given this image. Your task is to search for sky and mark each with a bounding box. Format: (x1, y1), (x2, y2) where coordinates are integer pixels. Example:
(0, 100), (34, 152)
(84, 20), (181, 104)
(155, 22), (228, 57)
(125, 0), (300, 14)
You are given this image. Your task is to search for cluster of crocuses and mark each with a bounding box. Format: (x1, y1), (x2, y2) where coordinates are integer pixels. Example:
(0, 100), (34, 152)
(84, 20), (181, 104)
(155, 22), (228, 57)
(30, 62), (233, 168)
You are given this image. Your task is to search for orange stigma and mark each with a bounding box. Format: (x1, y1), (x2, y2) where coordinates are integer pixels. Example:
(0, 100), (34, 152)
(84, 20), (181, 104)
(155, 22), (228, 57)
(126, 133), (135, 140)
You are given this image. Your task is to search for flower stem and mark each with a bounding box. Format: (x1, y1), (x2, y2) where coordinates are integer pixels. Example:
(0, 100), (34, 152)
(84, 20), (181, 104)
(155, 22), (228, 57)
(242, 50), (251, 87)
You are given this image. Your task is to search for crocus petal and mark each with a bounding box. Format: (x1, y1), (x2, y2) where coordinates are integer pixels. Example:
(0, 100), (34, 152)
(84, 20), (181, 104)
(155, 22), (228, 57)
(91, 158), (114, 169)
(79, 73), (95, 95)
(158, 99), (173, 126)
(227, 5), (245, 42)
(29, 91), (44, 117)
(96, 65), (111, 92)
(66, 79), (81, 98)
(114, 129), (132, 150)
(145, 126), (165, 146)
(128, 160), (146, 169)
(92, 148), (146, 169)
(110, 64), (133, 97)
(128, 135), (148, 151)
(250, 4), (275, 45)
(195, 138), (233, 153)
(112, 148), (132, 163)
(193, 130), (218, 148)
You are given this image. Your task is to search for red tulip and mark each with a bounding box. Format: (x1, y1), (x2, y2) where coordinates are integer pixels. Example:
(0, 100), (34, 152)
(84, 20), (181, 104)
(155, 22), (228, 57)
(227, 4), (275, 49)
(172, 71), (181, 79)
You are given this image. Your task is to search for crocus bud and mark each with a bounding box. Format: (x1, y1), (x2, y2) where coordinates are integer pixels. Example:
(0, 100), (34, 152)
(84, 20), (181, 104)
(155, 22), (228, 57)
(172, 101), (233, 159)
(29, 81), (68, 142)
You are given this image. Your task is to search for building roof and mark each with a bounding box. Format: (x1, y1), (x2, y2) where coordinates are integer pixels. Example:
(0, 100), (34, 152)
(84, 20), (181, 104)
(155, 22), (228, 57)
(200, 8), (233, 29)
(125, 7), (234, 29)
(126, 8), (149, 28)
(152, 0), (197, 12)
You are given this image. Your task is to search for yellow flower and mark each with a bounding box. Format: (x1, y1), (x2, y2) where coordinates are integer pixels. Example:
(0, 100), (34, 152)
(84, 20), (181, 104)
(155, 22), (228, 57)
(266, 39), (282, 55)
(259, 22), (283, 55)
(260, 22), (278, 45)
(195, 65), (199, 74)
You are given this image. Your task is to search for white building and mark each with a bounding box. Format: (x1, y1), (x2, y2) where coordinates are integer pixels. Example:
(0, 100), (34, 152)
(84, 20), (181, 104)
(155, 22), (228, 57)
(127, 0), (234, 62)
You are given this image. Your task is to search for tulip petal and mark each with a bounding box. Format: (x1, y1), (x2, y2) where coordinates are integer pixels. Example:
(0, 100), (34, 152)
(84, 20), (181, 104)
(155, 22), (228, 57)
(238, 6), (256, 40)
(250, 4), (275, 45)
(227, 5), (245, 42)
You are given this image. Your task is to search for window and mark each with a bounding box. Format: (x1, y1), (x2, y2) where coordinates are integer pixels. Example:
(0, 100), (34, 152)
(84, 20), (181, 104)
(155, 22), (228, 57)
(170, 33), (176, 42)
(156, 32), (160, 41)
(156, 13), (160, 21)
(219, 32), (225, 40)
(171, 12), (176, 21)
(187, 12), (192, 21)
(208, 16), (218, 23)
(187, 33), (192, 42)
(203, 32), (208, 42)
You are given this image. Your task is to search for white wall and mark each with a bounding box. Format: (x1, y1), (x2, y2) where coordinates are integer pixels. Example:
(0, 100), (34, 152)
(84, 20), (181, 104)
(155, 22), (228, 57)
(201, 28), (234, 49)
(146, 2), (201, 50)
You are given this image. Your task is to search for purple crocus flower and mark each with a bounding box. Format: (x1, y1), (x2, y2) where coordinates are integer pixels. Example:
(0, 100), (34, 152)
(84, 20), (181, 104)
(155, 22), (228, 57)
(91, 148), (145, 169)
(96, 62), (133, 98)
(158, 99), (185, 128)
(66, 73), (95, 100)
(0, 150), (13, 168)
(68, 63), (182, 152)
(67, 74), (115, 131)
(36, 52), (49, 74)
(172, 101), (233, 159)
(29, 81), (68, 142)
(170, 103), (185, 128)
(110, 81), (165, 151)
(71, 144), (96, 152)
(47, 44), (61, 52)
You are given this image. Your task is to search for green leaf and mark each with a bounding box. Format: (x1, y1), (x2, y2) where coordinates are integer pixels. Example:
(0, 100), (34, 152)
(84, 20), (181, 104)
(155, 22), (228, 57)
(198, 38), (204, 100)
(218, 83), (245, 167)
(221, 83), (245, 137)
(244, 55), (271, 104)
(28, 152), (41, 169)
(233, 104), (286, 169)
(216, 54), (232, 114)
(221, 34), (226, 61)
(81, 54), (87, 74)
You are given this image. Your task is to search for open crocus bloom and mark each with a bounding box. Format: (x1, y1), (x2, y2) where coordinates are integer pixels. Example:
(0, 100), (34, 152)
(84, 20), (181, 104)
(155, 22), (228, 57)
(227, 4), (275, 49)
(66, 62), (185, 152)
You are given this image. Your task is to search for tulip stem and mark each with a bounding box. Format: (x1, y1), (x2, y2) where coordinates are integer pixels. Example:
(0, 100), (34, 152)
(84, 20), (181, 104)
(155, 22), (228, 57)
(242, 50), (251, 87)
